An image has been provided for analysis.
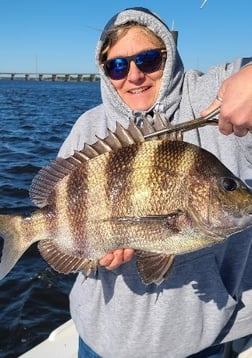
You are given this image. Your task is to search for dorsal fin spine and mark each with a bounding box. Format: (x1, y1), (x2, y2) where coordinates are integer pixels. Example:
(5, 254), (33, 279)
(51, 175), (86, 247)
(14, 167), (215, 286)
(29, 116), (168, 208)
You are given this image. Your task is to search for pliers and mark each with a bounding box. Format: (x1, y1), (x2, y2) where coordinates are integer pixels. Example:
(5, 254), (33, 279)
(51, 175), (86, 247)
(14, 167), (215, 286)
(144, 106), (221, 139)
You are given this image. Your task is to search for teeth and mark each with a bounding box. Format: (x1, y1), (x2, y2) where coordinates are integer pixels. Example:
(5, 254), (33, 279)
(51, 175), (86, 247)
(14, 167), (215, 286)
(130, 87), (147, 94)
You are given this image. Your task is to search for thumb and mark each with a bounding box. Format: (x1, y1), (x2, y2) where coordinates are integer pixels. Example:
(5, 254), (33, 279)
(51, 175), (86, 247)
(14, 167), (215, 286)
(200, 94), (223, 117)
(200, 99), (221, 118)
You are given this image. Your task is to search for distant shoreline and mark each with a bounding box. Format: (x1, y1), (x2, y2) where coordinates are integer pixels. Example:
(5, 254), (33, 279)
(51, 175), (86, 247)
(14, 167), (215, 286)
(0, 78), (100, 82)
(0, 73), (100, 82)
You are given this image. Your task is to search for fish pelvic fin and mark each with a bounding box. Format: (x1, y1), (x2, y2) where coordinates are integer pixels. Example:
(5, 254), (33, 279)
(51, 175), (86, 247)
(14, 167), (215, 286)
(0, 214), (31, 280)
(136, 251), (175, 285)
(38, 240), (98, 276)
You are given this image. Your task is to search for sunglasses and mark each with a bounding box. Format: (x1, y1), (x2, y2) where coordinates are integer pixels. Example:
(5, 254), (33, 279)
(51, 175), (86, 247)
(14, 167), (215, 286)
(103, 48), (166, 80)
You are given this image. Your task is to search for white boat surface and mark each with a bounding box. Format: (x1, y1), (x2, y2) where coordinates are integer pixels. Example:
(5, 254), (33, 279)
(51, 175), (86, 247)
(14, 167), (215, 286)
(19, 319), (78, 358)
(18, 318), (252, 358)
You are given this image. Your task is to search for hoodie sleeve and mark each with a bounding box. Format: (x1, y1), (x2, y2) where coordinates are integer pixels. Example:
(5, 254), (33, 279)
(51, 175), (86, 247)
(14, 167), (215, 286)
(184, 57), (252, 116)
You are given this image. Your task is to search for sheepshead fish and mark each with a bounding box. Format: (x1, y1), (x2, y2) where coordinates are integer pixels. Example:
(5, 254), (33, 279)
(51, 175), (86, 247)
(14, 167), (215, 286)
(0, 119), (252, 285)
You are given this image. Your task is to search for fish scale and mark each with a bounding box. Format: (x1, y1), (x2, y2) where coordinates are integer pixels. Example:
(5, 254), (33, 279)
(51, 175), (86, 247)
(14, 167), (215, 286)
(0, 119), (252, 285)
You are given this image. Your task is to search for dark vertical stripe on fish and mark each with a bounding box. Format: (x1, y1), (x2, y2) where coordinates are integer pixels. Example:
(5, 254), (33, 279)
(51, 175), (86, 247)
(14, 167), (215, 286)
(66, 166), (89, 253)
(106, 143), (140, 218)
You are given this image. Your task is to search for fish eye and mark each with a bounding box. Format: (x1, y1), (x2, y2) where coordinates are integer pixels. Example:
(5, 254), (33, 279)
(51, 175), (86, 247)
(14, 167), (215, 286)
(221, 177), (238, 192)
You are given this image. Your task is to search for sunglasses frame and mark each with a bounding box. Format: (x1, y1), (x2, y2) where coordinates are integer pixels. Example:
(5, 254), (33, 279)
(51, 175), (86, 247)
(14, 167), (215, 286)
(103, 48), (167, 80)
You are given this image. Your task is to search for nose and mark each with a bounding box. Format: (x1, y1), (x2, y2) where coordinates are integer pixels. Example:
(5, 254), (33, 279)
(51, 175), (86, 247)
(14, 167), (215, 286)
(127, 60), (145, 81)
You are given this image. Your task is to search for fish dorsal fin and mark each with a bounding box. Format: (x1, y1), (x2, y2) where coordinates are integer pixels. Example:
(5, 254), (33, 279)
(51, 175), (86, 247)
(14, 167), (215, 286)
(80, 143), (100, 158)
(153, 112), (173, 140)
(30, 157), (81, 208)
(29, 118), (167, 208)
(127, 120), (146, 142)
(115, 122), (142, 145)
(153, 112), (168, 131)
(136, 251), (175, 285)
(139, 114), (172, 140)
(141, 117), (158, 139)
(100, 129), (123, 150)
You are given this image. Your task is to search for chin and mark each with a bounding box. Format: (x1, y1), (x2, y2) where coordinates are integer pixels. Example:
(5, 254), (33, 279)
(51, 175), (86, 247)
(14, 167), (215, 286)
(129, 102), (153, 112)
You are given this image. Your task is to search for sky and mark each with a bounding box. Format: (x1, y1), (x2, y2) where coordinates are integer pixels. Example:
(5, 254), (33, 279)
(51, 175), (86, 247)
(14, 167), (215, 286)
(0, 0), (251, 74)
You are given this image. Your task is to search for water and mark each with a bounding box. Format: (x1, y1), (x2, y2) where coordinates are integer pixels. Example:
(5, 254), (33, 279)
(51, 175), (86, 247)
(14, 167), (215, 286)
(0, 80), (102, 357)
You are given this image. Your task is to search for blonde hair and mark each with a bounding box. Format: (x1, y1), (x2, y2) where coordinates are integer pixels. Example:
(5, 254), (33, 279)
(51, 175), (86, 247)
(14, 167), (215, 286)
(99, 22), (165, 63)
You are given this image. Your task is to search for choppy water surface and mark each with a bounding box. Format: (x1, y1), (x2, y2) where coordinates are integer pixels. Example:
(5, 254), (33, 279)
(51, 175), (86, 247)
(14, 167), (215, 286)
(0, 80), (101, 357)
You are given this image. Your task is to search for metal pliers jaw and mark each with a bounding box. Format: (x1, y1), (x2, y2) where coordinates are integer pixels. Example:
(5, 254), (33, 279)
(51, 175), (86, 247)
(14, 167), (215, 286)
(144, 106), (221, 140)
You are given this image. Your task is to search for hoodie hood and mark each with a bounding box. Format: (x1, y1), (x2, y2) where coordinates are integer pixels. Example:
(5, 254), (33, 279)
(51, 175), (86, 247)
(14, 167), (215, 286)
(95, 7), (184, 125)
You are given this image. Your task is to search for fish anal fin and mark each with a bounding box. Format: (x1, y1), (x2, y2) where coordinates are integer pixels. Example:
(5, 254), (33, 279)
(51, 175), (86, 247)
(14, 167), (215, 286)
(136, 251), (175, 285)
(38, 241), (98, 276)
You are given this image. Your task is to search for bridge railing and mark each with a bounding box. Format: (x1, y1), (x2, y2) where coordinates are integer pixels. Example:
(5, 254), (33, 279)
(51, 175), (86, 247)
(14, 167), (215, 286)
(0, 73), (100, 82)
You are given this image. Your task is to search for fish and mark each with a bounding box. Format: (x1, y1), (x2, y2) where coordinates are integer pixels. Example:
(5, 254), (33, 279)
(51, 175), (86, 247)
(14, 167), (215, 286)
(0, 117), (252, 285)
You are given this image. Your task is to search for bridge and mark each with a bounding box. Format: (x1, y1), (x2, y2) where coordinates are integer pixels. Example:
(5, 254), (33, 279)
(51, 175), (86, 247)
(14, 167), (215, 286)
(0, 72), (100, 82)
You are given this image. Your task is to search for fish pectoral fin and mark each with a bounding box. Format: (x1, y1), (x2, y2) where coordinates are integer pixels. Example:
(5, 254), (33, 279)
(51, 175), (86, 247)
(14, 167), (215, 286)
(136, 250), (175, 285)
(114, 210), (183, 225)
(38, 241), (98, 276)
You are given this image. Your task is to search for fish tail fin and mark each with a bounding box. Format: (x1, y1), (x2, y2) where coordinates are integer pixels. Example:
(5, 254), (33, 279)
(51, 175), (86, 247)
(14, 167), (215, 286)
(0, 214), (31, 280)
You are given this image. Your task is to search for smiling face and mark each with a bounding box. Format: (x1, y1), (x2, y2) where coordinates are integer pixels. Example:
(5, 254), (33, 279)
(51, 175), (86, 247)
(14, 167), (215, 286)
(103, 26), (166, 111)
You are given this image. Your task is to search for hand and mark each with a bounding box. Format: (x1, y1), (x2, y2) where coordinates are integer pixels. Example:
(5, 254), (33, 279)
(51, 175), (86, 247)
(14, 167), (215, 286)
(99, 248), (135, 270)
(201, 65), (252, 137)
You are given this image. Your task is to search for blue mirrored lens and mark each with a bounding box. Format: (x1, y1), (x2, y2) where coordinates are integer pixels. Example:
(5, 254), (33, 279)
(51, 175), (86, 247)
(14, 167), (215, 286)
(104, 48), (165, 80)
(105, 58), (129, 80)
(135, 50), (162, 73)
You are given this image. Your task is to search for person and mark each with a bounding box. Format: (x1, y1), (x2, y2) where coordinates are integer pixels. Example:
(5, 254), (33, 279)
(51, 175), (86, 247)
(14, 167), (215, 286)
(58, 7), (252, 358)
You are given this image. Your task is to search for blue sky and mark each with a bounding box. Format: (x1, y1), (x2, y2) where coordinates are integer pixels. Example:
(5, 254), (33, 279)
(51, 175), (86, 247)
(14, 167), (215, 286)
(1, 0), (251, 74)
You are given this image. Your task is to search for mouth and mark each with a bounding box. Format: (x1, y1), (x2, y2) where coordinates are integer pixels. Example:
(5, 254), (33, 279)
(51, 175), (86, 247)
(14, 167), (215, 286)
(128, 86), (151, 95)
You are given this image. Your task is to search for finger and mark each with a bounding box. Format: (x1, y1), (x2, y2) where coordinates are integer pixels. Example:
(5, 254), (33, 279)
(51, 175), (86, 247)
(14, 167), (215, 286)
(99, 252), (115, 267)
(217, 116), (233, 135)
(122, 248), (135, 262)
(232, 126), (249, 137)
(200, 99), (221, 118)
(99, 248), (135, 270)
(218, 117), (249, 136)
(105, 249), (125, 270)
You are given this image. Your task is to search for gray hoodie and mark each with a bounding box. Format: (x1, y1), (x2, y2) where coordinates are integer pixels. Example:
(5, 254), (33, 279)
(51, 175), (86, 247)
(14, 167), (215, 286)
(58, 7), (252, 358)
